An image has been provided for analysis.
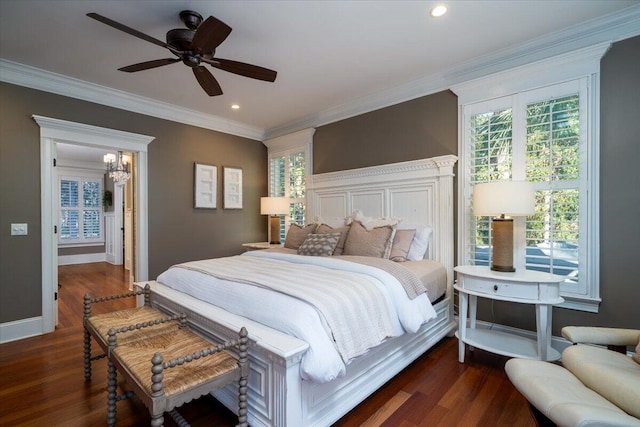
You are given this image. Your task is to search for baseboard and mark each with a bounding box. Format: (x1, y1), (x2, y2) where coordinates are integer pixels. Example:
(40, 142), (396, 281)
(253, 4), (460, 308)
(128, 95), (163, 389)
(0, 316), (43, 344)
(58, 252), (106, 265)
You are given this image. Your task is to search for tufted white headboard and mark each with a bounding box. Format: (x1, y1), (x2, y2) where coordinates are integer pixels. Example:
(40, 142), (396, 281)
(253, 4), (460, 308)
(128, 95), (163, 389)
(307, 155), (457, 289)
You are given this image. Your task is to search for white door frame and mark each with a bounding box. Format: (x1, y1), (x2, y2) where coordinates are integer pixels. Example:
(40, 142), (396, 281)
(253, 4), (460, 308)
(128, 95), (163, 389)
(34, 115), (154, 334)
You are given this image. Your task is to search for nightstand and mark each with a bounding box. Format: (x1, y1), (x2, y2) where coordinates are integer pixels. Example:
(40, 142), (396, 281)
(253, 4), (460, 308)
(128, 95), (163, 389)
(242, 242), (283, 250)
(454, 265), (564, 363)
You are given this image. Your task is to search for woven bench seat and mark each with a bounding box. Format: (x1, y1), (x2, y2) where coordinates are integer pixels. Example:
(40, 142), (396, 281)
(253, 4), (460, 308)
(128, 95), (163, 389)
(113, 328), (239, 397)
(83, 284), (170, 380)
(106, 319), (249, 427)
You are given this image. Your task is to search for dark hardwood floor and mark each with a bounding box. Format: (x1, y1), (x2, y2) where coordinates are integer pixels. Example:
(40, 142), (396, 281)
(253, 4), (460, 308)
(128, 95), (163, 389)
(0, 262), (535, 427)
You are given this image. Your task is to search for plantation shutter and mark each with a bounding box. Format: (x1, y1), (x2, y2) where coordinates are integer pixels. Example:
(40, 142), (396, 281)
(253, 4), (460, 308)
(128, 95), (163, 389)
(525, 93), (581, 283)
(269, 151), (307, 240)
(467, 105), (513, 266)
(463, 78), (589, 297)
(59, 174), (103, 245)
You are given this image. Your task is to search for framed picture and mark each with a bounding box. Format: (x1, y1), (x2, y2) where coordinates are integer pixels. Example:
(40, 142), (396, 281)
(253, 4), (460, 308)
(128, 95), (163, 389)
(223, 166), (243, 209)
(194, 163), (217, 209)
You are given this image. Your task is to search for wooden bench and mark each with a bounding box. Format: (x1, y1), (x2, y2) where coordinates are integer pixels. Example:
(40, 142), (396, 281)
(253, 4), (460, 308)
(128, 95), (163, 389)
(105, 316), (249, 427)
(83, 284), (172, 381)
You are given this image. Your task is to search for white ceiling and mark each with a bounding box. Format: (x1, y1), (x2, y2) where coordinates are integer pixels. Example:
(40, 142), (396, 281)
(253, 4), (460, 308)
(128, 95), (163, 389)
(1, 0), (639, 146)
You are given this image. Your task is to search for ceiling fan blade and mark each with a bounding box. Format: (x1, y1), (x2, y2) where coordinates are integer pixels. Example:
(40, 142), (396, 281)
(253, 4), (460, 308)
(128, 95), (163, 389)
(191, 16), (232, 53)
(87, 13), (177, 53)
(192, 66), (223, 96)
(203, 58), (277, 82)
(118, 58), (181, 73)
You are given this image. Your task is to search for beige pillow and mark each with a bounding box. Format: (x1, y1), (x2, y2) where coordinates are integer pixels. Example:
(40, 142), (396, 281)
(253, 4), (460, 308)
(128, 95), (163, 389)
(316, 223), (350, 255)
(284, 224), (317, 250)
(343, 220), (394, 258)
(389, 229), (416, 262)
(297, 233), (341, 256)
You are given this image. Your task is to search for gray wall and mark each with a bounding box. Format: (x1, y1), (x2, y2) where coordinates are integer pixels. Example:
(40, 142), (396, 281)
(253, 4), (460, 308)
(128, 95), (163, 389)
(0, 83), (267, 323)
(314, 90), (458, 173)
(313, 37), (640, 334)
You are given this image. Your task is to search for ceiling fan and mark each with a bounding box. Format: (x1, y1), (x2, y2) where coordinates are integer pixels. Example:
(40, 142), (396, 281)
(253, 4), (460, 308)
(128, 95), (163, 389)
(87, 10), (277, 96)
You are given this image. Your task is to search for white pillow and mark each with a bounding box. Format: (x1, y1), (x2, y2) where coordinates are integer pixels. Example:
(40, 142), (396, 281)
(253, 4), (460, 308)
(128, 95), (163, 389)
(347, 209), (401, 230)
(397, 223), (433, 261)
(313, 215), (347, 229)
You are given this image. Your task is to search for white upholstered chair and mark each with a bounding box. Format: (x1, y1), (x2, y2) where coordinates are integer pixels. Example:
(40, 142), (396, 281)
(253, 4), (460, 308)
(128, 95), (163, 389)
(506, 326), (640, 427)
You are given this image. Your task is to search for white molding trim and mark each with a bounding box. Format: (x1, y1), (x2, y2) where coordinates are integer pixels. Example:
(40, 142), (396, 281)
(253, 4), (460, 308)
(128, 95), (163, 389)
(1, 59), (264, 141)
(450, 43), (611, 104)
(34, 115), (153, 339)
(0, 317), (43, 344)
(263, 128), (315, 153)
(58, 252), (106, 266)
(308, 155), (457, 187)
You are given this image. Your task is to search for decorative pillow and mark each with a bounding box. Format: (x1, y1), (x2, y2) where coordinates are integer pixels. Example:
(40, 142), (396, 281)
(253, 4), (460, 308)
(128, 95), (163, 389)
(389, 229), (416, 262)
(314, 215), (348, 229)
(346, 209), (401, 230)
(284, 224), (317, 250)
(633, 338), (640, 364)
(297, 233), (342, 257)
(316, 223), (350, 255)
(343, 220), (395, 258)
(397, 223), (433, 261)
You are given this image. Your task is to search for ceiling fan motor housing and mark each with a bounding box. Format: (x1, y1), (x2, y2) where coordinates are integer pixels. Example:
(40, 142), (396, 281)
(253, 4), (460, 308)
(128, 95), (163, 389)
(166, 28), (195, 51)
(179, 10), (203, 30)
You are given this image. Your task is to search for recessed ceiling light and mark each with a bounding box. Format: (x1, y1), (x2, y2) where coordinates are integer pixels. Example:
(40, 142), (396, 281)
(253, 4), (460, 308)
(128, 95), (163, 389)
(430, 4), (447, 17)
(231, 104), (240, 110)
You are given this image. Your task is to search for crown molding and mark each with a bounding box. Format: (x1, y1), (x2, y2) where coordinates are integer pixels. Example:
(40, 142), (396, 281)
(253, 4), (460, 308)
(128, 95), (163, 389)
(1, 59), (265, 141)
(264, 4), (640, 140)
(1, 5), (638, 143)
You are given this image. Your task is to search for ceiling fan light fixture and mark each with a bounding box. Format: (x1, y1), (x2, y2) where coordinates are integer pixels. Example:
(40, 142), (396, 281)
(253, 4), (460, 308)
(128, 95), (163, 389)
(430, 4), (448, 18)
(87, 11), (277, 97)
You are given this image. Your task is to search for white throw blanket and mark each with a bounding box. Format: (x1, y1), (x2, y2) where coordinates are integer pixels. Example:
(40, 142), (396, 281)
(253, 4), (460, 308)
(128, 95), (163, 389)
(157, 251), (436, 382)
(168, 255), (395, 363)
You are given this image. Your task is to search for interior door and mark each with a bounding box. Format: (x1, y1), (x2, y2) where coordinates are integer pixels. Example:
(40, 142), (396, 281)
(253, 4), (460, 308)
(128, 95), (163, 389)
(53, 142), (59, 326)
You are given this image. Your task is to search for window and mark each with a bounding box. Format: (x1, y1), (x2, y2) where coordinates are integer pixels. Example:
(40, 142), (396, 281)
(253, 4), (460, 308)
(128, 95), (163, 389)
(454, 44), (608, 312)
(58, 171), (104, 245)
(264, 129), (314, 240)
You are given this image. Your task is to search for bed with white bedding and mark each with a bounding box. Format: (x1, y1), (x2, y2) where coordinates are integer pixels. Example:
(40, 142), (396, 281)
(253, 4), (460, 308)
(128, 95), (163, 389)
(137, 154), (457, 427)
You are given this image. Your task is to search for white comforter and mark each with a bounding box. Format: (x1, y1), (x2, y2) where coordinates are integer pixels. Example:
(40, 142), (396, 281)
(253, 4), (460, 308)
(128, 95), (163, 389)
(157, 250), (436, 383)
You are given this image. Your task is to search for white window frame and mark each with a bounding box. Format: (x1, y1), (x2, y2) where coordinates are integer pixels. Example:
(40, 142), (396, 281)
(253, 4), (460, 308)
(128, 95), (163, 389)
(263, 128), (315, 235)
(58, 168), (105, 246)
(452, 43), (610, 312)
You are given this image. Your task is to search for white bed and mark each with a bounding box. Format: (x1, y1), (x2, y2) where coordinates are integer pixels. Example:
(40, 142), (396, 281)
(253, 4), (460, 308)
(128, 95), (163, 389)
(136, 154), (457, 427)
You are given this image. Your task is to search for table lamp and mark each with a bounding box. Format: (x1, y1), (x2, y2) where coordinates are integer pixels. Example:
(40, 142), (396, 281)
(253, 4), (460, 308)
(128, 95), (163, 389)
(473, 181), (535, 272)
(260, 197), (290, 244)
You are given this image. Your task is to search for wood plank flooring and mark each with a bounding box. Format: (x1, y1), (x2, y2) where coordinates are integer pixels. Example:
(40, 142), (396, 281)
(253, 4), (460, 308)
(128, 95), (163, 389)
(0, 262), (536, 427)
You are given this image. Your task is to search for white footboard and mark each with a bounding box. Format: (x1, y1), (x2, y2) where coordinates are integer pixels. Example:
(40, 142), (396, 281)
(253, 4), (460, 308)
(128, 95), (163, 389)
(137, 281), (455, 427)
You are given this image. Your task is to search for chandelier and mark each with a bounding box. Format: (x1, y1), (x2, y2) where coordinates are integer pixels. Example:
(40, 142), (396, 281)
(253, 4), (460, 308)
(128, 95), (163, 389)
(103, 151), (131, 183)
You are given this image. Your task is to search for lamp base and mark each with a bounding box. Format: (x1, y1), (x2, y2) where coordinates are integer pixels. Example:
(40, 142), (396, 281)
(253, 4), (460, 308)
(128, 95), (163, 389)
(269, 216), (281, 244)
(491, 218), (515, 272)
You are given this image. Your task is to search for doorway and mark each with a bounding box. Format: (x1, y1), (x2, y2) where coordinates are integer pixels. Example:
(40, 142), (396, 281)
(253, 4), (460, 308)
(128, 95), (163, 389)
(35, 115), (153, 335)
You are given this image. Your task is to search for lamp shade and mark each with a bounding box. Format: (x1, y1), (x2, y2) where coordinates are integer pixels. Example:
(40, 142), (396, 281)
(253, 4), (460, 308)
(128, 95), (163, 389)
(473, 181), (535, 217)
(260, 197), (290, 215)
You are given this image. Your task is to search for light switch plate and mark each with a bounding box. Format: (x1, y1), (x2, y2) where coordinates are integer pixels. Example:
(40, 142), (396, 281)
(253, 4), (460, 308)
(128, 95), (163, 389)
(11, 223), (28, 236)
